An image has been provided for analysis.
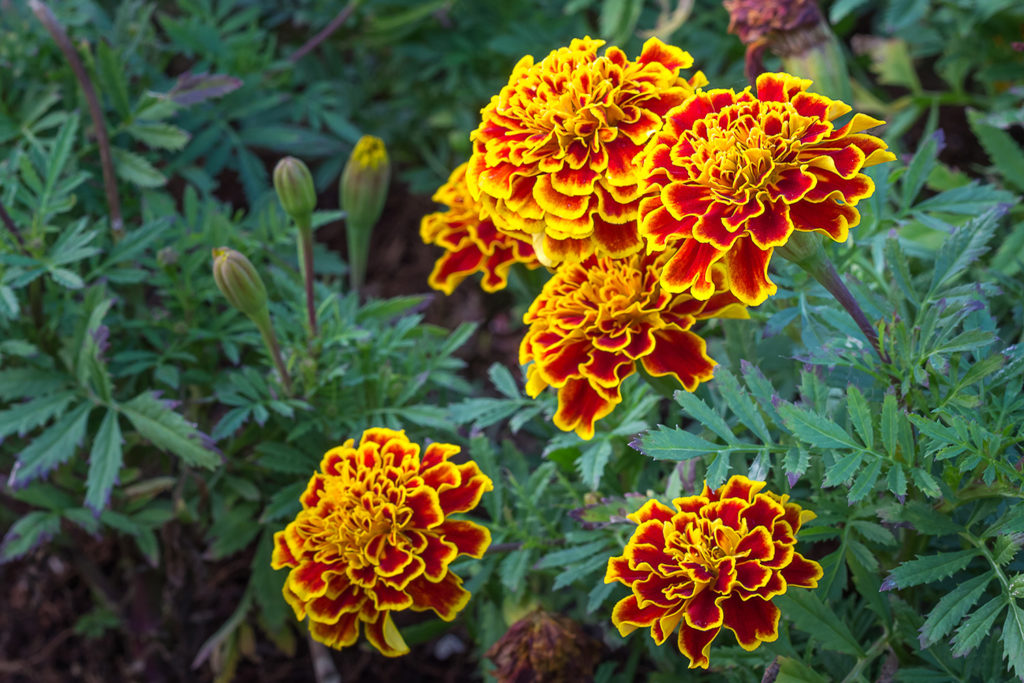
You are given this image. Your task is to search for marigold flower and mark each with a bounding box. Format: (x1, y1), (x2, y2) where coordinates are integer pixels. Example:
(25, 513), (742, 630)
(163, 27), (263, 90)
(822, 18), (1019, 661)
(605, 475), (823, 669)
(638, 72), (896, 306)
(467, 36), (706, 266)
(420, 163), (541, 294)
(271, 428), (493, 656)
(519, 252), (747, 440)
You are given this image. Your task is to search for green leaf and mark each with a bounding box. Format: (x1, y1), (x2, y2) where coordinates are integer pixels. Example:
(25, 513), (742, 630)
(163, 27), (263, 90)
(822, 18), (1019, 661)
(881, 393), (898, 458)
(900, 131), (939, 210)
(847, 457), (882, 503)
(125, 121), (190, 151)
(911, 467), (942, 498)
(927, 208), (1000, 296)
(252, 529), (289, 630)
(0, 390), (76, 439)
(536, 540), (611, 570)
(705, 450), (732, 491)
(488, 362), (521, 400)
(1002, 602), (1024, 679)
(578, 440), (612, 490)
(846, 385), (873, 448)
(778, 402), (860, 450)
(951, 596), (1004, 657)
(586, 581), (616, 614)
(111, 146), (166, 188)
(882, 549), (979, 590)
(823, 452), (864, 487)
(714, 367), (772, 444)
(121, 392), (220, 469)
(784, 447), (810, 482)
(0, 511), (62, 563)
(674, 390), (737, 444)
(499, 548), (533, 593)
(85, 410), (124, 514)
(920, 572), (992, 647)
(95, 40), (131, 120)
(776, 656), (830, 683)
(968, 111), (1024, 193)
(777, 590), (865, 656)
(634, 425), (718, 461)
(12, 402), (92, 485)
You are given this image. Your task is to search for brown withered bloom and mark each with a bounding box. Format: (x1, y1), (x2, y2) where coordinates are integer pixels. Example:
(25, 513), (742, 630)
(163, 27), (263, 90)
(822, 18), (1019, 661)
(486, 609), (601, 683)
(723, 0), (822, 46)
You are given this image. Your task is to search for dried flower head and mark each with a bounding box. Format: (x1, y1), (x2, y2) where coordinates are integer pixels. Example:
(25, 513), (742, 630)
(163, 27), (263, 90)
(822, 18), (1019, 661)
(271, 428), (492, 656)
(520, 252), (746, 439)
(605, 475), (823, 669)
(638, 72), (896, 306)
(723, 0), (822, 47)
(485, 609), (601, 683)
(467, 36), (706, 266)
(420, 163), (541, 294)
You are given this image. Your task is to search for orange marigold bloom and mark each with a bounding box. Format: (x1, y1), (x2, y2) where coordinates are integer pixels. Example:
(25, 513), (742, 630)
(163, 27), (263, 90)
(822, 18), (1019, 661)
(519, 252), (747, 440)
(467, 36), (706, 266)
(605, 475), (822, 669)
(638, 72), (896, 306)
(420, 162), (541, 294)
(271, 428), (493, 656)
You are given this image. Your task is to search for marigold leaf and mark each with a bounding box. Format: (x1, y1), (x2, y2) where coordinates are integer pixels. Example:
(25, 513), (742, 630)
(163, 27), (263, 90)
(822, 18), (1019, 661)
(778, 402), (860, 450)
(586, 580), (616, 615)
(704, 451), (732, 491)
(881, 548), (979, 591)
(633, 425), (718, 461)
(121, 392), (220, 469)
(968, 112), (1024, 194)
(910, 466), (942, 498)
(499, 547), (533, 592)
(783, 447), (810, 485)
(713, 367), (772, 444)
(951, 596), (1005, 658)
(847, 457), (882, 503)
(823, 452), (864, 488)
(849, 520), (897, 546)
(984, 505), (1024, 538)
(552, 553), (608, 590)
(258, 481), (304, 523)
(0, 389), (76, 440)
(536, 540), (611, 570)
(11, 402), (92, 486)
(0, 510), (62, 563)
(776, 590), (865, 656)
(577, 440), (612, 490)
(927, 207), (1001, 297)
(740, 359), (781, 422)
(85, 410), (124, 514)
(920, 572), (992, 647)
(845, 385), (873, 449)
(111, 146), (166, 188)
(776, 656), (831, 682)
(1002, 602), (1024, 679)
(881, 393), (898, 458)
(488, 362), (521, 400)
(125, 121), (190, 151)
(674, 390), (737, 444)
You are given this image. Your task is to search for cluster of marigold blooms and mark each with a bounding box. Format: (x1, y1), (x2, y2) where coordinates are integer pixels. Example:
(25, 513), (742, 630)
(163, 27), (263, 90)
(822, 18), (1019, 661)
(273, 33), (894, 670)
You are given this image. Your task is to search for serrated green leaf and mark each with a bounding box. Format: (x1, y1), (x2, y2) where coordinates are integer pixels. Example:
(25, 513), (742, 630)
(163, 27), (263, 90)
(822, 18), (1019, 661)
(536, 540), (610, 570)
(984, 506), (1024, 538)
(0, 511), (62, 563)
(675, 389), (737, 444)
(778, 402), (860, 450)
(776, 656), (830, 682)
(85, 410), (123, 513)
(850, 520), (897, 546)
(499, 548), (533, 593)
(927, 208), (1000, 297)
(252, 529), (289, 630)
(846, 538), (879, 572)
(846, 385), (873, 448)
(1002, 602), (1024, 679)
(259, 481), (304, 523)
(920, 572), (992, 647)
(95, 40), (131, 120)
(784, 447), (810, 482)
(881, 393), (898, 458)
(0, 285), (18, 318)
(951, 596), (1004, 657)
(47, 267), (84, 289)
(777, 590), (865, 656)
(635, 425), (718, 461)
(714, 367), (772, 444)
(125, 121), (190, 151)
(586, 580), (616, 614)
(111, 146), (166, 188)
(911, 466), (942, 498)
(578, 440), (612, 490)
(883, 549), (979, 590)
(824, 452), (864, 487)
(0, 390), (76, 439)
(121, 393), (220, 469)
(901, 131), (939, 210)
(847, 457), (882, 503)
(12, 402), (92, 485)
(488, 362), (521, 400)
(968, 112), (1024, 193)
(705, 450), (731, 491)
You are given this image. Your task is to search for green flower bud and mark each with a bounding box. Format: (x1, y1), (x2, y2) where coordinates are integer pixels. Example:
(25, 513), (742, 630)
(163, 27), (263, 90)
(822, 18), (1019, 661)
(211, 247), (268, 320)
(273, 156), (317, 224)
(341, 136), (390, 291)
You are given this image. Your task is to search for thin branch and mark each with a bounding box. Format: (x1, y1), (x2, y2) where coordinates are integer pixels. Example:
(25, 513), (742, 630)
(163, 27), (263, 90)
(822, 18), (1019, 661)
(288, 1), (359, 64)
(30, 0), (123, 240)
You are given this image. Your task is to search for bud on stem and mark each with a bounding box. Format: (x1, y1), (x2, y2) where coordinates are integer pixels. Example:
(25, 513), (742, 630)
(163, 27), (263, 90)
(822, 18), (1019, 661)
(341, 135), (390, 293)
(273, 157), (319, 337)
(212, 247), (293, 394)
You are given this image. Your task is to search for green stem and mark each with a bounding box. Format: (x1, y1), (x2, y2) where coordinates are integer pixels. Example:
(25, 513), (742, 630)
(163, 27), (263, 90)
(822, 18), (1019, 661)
(839, 631), (889, 683)
(296, 220), (318, 337)
(777, 232), (891, 364)
(254, 310), (292, 396)
(347, 220), (370, 294)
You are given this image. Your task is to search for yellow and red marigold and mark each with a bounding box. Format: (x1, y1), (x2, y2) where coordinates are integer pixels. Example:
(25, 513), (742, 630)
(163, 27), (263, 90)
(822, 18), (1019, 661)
(638, 71), (896, 306)
(420, 162), (541, 294)
(467, 36), (706, 266)
(605, 475), (822, 669)
(520, 252), (746, 440)
(271, 428), (492, 656)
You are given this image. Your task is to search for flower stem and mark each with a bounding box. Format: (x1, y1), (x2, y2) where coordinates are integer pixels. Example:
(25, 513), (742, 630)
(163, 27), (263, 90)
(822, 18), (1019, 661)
(296, 220), (318, 337)
(255, 310), (292, 396)
(776, 232), (891, 364)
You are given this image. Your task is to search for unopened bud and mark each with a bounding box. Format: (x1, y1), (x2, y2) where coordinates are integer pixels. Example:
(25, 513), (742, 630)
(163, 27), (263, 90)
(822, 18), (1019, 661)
(340, 135), (390, 291)
(211, 247), (268, 320)
(273, 156), (317, 224)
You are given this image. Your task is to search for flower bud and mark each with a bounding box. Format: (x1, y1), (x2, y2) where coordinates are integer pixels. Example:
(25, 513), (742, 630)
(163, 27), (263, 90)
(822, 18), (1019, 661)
(341, 136), (390, 231)
(211, 247), (268, 320)
(340, 135), (390, 291)
(273, 156), (317, 224)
